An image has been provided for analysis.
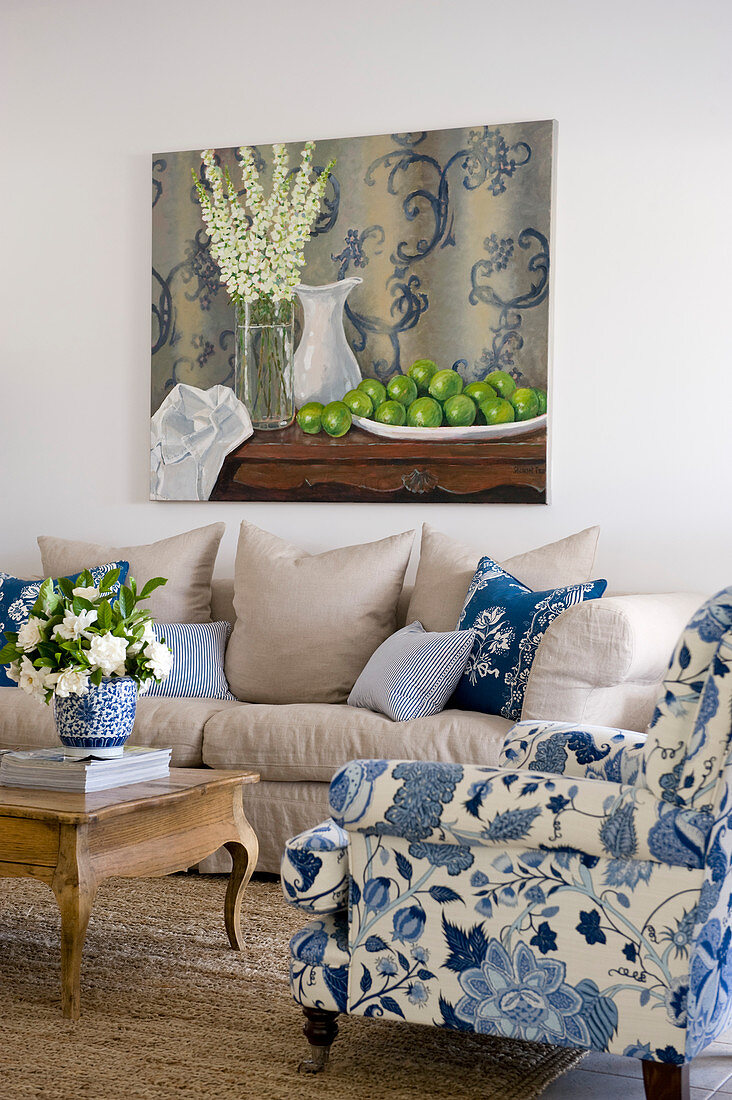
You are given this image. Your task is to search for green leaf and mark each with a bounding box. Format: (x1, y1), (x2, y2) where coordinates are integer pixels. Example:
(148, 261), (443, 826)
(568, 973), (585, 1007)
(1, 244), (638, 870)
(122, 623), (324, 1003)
(57, 576), (74, 600)
(0, 642), (19, 664)
(116, 587), (130, 618)
(36, 578), (56, 615)
(99, 567), (121, 593)
(97, 600), (112, 630)
(90, 667), (103, 686)
(139, 577), (167, 600)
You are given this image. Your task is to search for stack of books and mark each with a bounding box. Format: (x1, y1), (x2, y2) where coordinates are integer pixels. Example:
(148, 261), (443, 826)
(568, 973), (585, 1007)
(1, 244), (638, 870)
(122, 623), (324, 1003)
(0, 746), (172, 792)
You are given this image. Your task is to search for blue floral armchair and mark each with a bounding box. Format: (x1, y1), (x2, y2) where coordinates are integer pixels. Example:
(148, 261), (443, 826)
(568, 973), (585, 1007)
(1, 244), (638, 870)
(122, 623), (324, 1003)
(281, 588), (732, 1100)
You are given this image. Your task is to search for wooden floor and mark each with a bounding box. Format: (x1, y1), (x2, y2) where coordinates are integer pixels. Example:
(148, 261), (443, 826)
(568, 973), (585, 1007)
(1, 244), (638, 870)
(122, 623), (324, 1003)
(541, 1029), (732, 1098)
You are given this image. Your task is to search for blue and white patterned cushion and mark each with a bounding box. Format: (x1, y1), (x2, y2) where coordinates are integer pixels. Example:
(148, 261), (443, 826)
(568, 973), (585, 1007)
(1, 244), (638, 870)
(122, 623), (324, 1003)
(145, 621), (236, 700)
(347, 621), (476, 722)
(0, 562), (129, 688)
(281, 819), (349, 913)
(451, 558), (607, 720)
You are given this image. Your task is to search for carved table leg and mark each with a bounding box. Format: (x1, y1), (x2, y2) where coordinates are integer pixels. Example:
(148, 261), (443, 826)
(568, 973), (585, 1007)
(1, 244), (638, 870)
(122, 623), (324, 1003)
(299, 1007), (340, 1074)
(223, 808), (259, 949)
(642, 1060), (690, 1100)
(51, 824), (97, 1021)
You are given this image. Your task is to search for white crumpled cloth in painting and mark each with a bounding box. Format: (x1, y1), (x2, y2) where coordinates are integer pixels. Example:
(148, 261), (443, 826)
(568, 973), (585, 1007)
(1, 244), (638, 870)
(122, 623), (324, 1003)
(150, 383), (252, 500)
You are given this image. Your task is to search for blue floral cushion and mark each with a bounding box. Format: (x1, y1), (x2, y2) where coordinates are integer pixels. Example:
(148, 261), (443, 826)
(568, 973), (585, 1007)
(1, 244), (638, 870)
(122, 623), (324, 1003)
(451, 558), (606, 720)
(0, 562), (129, 688)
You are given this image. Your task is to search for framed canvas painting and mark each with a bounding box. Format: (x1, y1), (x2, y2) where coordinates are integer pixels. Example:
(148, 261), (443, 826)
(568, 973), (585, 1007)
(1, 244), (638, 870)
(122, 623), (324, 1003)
(151, 119), (556, 502)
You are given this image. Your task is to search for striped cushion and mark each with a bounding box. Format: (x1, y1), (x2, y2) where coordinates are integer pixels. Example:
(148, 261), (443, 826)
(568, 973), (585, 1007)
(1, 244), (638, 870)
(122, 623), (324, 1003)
(347, 621), (476, 722)
(146, 622), (236, 700)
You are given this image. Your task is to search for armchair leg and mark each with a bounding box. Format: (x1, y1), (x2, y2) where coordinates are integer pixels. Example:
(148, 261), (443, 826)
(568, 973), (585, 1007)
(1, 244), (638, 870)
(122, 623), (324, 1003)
(642, 1060), (690, 1100)
(299, 1007), (340, 1074)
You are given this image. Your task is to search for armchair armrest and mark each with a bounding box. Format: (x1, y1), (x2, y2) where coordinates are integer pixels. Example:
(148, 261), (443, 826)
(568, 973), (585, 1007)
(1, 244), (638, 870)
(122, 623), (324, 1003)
(329, 759), (712, 870)
(521, 592), (706, 731)
(280, 818), (349, 913)
(500, 720), (645, 783)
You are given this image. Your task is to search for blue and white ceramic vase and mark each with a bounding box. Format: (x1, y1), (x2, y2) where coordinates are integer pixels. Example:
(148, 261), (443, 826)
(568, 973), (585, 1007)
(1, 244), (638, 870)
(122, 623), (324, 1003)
(53, 676), (138, 759)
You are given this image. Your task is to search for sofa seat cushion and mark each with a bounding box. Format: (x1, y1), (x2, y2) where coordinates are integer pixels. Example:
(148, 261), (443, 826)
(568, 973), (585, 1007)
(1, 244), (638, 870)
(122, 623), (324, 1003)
(0, 688), (239, 767)
(201, 702), (512, 782)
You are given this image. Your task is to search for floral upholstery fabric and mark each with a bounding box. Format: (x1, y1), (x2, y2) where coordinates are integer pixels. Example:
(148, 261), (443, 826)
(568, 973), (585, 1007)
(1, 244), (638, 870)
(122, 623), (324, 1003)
(285, 589), (732, 1066)
(289, 912), (349, 1013)
(330, 759), (711, 870)
(501, 720), (645, 784)
(281, 819), (349, 913)
(641, 586), (732, 808)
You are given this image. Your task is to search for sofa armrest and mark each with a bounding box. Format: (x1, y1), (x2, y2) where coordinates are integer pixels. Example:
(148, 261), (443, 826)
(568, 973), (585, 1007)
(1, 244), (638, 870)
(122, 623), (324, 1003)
(521, 592), (706, 732)
(500, 719), (645, 783)
(280, 819), (349, 914)
(330, 759), (710, 869)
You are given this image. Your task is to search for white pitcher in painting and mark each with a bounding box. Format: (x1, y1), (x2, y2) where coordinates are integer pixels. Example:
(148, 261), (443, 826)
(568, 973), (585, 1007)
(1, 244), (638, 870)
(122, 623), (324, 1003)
(293, 278), (363, 407)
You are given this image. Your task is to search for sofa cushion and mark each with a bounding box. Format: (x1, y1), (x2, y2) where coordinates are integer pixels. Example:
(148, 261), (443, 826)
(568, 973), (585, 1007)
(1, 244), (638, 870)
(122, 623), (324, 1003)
(146, 622), (236, 700)
(0, 687), (239, 767)
(201, 701), (512, 782)
(225, 523), (414, 705)
(407, 524), (601, 632)
(347, 621), (476, 721)
(37, 523), (225, 623)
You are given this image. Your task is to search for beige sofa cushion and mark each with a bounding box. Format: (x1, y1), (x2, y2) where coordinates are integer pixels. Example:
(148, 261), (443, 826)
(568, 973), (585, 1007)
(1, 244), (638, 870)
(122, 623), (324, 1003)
(0, 688), (239, 767)
(225, 523), (414, 704)
(521, 592), (705, 733)
(37, 523), (225, 623)
(201, 701), (512, 781)
(407, 524), (601, 632)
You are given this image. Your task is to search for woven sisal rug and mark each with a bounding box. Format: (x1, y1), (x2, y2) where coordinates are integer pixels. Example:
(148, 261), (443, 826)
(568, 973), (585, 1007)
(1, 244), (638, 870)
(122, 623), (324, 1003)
(0, 874), (585, 1099)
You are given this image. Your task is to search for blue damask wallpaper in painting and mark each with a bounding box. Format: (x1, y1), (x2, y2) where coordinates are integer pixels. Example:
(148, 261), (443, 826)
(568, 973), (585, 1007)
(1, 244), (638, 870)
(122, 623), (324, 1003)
(151, 120), (555, 502)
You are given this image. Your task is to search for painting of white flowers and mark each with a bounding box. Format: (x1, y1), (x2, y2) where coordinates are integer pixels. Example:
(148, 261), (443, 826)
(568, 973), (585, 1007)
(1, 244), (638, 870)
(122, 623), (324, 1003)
(151, 120), (556, 502)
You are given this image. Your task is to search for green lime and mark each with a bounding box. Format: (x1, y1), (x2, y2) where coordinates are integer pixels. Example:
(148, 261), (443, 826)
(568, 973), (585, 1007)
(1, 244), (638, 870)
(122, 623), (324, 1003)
(321, 401), (353, 437)
(375, 399), (407, 426)
(511, 387), (540, 421)
(534, 388), (547, 415)
(342, 389), (373, 418)
(357, 378), (387, 408)
(387, 374), (418, 406)
(485, 370), (516, 400)
(444, 394), (477, 427)
(408, 358), (439, 394)
(296, 402), (324, 435)
(480, 397), (515, 425)
(464, 381), (496, 406)
(429, 369), (463, 402)
(407, 396), (443, 428)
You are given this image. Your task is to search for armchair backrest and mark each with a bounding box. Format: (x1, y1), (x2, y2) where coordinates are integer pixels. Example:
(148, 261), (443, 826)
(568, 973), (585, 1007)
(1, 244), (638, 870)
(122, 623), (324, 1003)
(640, 588), (732, 809)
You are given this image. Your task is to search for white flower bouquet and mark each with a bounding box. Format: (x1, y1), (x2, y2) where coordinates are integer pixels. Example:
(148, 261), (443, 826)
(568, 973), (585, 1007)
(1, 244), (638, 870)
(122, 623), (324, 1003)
(192, 141), (336, 429)
(0, 569), (173, 703)
(192, 142), (335, 305)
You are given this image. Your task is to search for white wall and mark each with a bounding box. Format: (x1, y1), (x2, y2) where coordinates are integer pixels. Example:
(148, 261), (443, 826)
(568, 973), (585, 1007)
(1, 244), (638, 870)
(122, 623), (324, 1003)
(2, 0), (730, 592)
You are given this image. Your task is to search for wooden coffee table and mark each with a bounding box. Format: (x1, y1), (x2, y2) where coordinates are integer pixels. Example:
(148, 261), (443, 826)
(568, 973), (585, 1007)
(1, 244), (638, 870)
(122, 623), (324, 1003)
(0, 768), (259, 1019)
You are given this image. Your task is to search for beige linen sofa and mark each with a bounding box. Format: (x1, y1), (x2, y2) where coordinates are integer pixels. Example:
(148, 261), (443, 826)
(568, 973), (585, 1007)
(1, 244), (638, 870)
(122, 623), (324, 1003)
(0, 574), (703, 872)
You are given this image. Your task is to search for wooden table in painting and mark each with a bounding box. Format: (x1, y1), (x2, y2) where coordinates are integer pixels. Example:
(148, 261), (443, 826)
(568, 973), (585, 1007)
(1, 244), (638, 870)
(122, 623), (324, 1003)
(212, 422), (547, 503)
(0, 768), (259, 1019)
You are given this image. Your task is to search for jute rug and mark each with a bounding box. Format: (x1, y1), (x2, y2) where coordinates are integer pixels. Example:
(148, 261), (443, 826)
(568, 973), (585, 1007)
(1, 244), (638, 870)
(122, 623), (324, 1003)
(0, 874), (585, 1100)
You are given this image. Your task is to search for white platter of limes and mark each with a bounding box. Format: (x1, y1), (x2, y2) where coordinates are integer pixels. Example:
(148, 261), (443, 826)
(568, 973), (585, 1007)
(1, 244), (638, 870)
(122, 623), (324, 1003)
(351, 411), (546, 442)
(296, 360), (547, 442)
